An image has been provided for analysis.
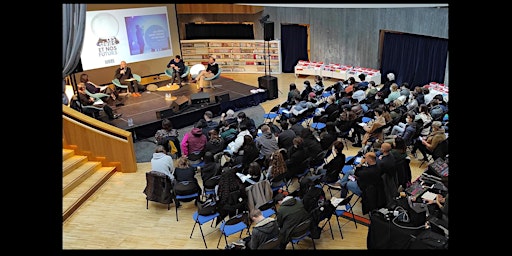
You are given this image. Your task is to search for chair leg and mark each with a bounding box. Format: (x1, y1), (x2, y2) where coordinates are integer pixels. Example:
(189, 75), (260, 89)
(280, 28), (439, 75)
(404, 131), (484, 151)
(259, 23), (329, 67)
(175, 202), (179, 221)
(146, 200), (149, 209)
(336, 216), (344, 239)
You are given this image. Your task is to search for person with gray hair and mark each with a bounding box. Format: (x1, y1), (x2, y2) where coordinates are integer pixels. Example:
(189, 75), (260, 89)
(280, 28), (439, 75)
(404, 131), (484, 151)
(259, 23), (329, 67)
(413, 120), (446, 161)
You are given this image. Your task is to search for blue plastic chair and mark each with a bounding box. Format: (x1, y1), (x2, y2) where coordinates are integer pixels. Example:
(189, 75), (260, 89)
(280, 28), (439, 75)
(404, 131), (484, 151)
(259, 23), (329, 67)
(174, 182), (200, 221)
(311, 122), (326, 131)
(263, 104), (281, 123)
(204, 68), (222, 89)
(112, 78), (127, 89)
(190, 210), (220, 248)
(333, 193), (360, 239)
(361, 117), (372, 123)
(216, 213), (249, 248)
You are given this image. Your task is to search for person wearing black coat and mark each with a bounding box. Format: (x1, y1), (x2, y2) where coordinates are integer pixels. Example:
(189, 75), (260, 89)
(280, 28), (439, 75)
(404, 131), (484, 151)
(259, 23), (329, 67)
(285, 137), (307, 179)
(274, 193), (310, 249)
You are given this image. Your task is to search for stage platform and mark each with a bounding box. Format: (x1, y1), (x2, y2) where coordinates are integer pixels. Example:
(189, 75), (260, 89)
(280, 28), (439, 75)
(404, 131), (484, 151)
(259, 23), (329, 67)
(106, 77), (268, 140)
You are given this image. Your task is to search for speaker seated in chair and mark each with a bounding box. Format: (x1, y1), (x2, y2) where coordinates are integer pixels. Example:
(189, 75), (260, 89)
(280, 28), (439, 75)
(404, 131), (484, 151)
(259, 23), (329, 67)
(193, 56), (221, 90)
(202, 68), (222, 90)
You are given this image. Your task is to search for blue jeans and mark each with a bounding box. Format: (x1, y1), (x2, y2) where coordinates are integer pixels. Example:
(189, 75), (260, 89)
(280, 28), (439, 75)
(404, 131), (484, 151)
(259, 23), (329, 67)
(339, 169), (362, 196)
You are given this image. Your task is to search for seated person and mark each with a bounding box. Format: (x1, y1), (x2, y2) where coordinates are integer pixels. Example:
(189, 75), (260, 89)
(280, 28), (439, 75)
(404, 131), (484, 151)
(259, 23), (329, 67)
(237, 161), (266, 187)
(154, 118), (180, 157)
(114, 60), (144, 97)
(150, 145), (175, 180)
(80, 73), (124, 106)
(414, 121), (447, 161)
(192, 56), (219, 91)
(180, 122), (207, 161)
(274, 192), (310, 249)
(337, 152), (382, 197)
(166, 54), (186, 86)
(242, 209), (280, 250)
(73, 83), (121, 120)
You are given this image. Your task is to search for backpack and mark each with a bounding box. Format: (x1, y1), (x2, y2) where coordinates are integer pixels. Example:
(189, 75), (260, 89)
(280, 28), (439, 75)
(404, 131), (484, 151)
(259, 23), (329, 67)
(302, 185), (326, 212)
(197, 197), (218, 215)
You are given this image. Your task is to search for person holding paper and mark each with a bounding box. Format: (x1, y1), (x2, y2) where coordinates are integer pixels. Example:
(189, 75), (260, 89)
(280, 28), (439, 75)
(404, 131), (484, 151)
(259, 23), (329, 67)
(114, 60), (143, 97)
(80, 73), (125, 107)
(75, 83), (121, 120)
(315, 140), (346, 184)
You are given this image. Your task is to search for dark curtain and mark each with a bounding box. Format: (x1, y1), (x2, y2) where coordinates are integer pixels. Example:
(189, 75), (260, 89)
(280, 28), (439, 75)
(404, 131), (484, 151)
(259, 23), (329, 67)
(281, 24), (308, 73)
(185, 24), (254, 39)
(381, 32), (448, 88)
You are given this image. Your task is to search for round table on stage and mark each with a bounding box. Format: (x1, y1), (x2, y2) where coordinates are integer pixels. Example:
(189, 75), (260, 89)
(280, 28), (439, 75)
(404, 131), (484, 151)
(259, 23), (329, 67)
(190, 64), (206, 79)
(157, 84), (180, 91)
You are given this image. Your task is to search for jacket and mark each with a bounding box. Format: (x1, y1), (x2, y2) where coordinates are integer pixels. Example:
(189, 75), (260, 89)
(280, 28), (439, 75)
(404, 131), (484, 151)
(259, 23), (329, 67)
(248, 218), (279, 249)
(276, 197), (310, 243)
(181, 128), (207, 156)
(143, 171), (174, 205)
(245, 180), (273, 213)
(255, 132), (279, 158)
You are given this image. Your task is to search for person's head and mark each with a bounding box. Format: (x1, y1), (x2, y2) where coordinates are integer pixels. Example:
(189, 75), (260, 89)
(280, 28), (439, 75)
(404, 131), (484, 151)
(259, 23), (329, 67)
(331, 140), (344, 153)
(77, 83), (86, 92)
(260, 124), (271, 134)
(120, 61), (127, 68)
(208, 129), (219, 139)
(431, 121), (443, 130)
(225, 109), (235, 119)
(195, 119), (207, 128)
(248, 162), (261, 177)
(406, 112), (415, 123)
(203, 151), (214, 163)
(414, 86), (423, 94)
(292, 136), (303, 147)
(433, 94), (445, 104)
(204, 110), (213, 120)
(364, 152), (377, 164)
(289, 83), (297, 91)
(327, 95), (336, 104)
(348, 77), (356, 84)
(174, 55), (181, 61)
(177, 156), (190, 168)
(273, 193), (286, 205)
(80, 73), (89, 83)
(304, 80), (311, 88)
(238, 122), (248, 132)
(308, 92), (316, 100)
(393, 137), (407, 153)
(294, 96), (301, 103)
(380, 142), (392, 155)
(358, 73), (366, 81)
(422, 87), (430, 95)
(374, 107), (383, 117)
(369, 81), (376, 88)
(155, 145), (166, 154)
(237, 111), (247, 122)
(390, 83), (399, 92)
(243, 135), (253, 146)
(419, 104), (429, 114)
(162, 118), (173, 131)
(280, 121), (289, 130)
(250, 208), (264, 222)
(208, 56), (215, 64)
(315, 75), (322, 83)
(325, 121), (336, 133)
(289, 117), (298, 125)
(387, 72), (395, 81)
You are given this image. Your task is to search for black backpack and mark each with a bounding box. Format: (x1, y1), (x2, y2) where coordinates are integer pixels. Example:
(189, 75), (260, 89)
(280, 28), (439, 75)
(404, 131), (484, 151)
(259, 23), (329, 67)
(302, 185), (326, 212)
(197, 196), (218, 215)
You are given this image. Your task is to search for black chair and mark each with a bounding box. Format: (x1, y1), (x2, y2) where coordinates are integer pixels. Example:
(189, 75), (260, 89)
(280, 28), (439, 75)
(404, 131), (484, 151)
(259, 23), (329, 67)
(143, 171), (174, 210)
(333, 193), (360, 239)
(309, 202), (336, 240)
(257, 236), (281, 249)
(288, 218), (316, 250)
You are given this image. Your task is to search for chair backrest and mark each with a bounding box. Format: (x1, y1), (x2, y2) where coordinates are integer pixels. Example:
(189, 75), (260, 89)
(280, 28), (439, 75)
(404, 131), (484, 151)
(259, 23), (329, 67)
(112, 78), (127, 88)
(257, 236), (281, 249)
(288, 218), (312, 241)
(432, 138), (448, 160)
(144, 171), (173, 204)
(132, 73), (141, 83)
(181, 66), (190, 78)
(205, 68), (222, 81)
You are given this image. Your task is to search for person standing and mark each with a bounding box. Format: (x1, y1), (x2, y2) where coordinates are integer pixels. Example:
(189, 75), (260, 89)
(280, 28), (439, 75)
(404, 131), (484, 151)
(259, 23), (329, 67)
(135, 24), (145, 54)
(114, 60), (143, 97)
(192, 56), (219, 91)
(166, 55), (186, 87)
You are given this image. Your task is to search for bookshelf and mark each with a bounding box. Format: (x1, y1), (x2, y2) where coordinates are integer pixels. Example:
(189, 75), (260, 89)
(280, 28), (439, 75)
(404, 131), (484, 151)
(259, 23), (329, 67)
(180, 39), (281, 74)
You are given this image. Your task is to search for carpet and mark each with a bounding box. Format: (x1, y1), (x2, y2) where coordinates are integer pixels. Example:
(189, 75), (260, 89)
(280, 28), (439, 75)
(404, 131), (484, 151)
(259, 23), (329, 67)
(134, 104), (266, 163)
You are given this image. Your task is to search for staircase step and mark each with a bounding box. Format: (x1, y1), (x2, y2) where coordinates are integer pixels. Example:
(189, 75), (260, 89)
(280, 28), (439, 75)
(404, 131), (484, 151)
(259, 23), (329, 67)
(63, 161), (102, 196)
(63, 149), (75, 161)
(63, 155), (88, 176)
(63, 166), (116, 221)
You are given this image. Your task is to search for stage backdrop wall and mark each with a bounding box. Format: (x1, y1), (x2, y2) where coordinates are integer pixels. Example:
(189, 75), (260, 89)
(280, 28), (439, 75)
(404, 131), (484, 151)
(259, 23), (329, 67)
(72, 4), (181, 86)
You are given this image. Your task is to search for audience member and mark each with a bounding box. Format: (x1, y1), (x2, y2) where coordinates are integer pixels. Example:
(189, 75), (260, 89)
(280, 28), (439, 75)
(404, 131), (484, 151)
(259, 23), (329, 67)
(235, 135), (260, 169)
(237, 161), (266, 187)
(180, 121), (207, 161)
(255, 124), (279, 160)
(150, 145), (175, 180)
(217, 167), (247, 223)
(286, 83), (301, 105)
(226, 123), (252, 155)
(316, 140), (346, 184)
(201, 110), (219, 139)
(220, 109), (238, 126)
(414, 121), (446, 161)
(285, 136), (307, 179)
(337, 151), (382, 197)
(300, 80), (314, 100)
(277, 121), (295, 151)
(200, 151), (221, 185)
(244, 209), (279, 250)
(319, 122), (338, 151)
(154, 118), (180, 157)
(356, 73), (369, 91)
(415, 104), (433, 136)
(266, 149), (288, 187)
(237, 111), (257, 137)
(203, 129), (225, 156)
(274, 192), (310, 249)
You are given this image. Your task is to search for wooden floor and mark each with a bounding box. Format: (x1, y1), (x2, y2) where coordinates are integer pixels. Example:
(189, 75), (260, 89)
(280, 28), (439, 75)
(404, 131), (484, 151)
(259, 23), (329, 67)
(62, 73), (428, 250)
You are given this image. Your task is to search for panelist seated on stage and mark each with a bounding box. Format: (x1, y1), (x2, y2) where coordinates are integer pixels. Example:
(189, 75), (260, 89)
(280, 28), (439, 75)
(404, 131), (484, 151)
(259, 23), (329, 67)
(80, 73), (125, 107)
(166, 54), (186, 87)
(114, 60), (144, 97)
(191, 56), (219, 91)
(73, 83), (122, 120)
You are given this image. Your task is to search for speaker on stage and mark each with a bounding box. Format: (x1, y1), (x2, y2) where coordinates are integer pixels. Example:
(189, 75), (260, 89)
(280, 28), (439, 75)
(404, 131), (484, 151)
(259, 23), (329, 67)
(215, 93), (230, 103)
(171, 96), (190, 113)
(263, 22), (274, 41)
(190, 92), (211, 105)
(258, 75), (278, 99)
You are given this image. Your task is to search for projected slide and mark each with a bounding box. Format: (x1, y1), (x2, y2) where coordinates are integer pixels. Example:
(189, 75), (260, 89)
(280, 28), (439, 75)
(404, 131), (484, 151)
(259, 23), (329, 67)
(81, 6), (173, 71)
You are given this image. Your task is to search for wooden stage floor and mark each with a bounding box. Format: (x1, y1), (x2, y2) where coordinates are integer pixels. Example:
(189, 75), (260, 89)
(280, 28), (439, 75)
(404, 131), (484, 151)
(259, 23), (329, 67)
(106, 76), (265, 139)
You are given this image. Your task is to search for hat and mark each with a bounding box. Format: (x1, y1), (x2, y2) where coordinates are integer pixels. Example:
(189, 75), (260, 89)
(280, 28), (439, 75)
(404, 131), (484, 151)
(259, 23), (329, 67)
(309, 92), (316, 98)
(432, 121), (442, 128)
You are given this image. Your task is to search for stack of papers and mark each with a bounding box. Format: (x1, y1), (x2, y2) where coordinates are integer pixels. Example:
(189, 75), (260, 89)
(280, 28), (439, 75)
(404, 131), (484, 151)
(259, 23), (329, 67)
(93, 99), (104, 105)
(330, 197), (347, 210)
